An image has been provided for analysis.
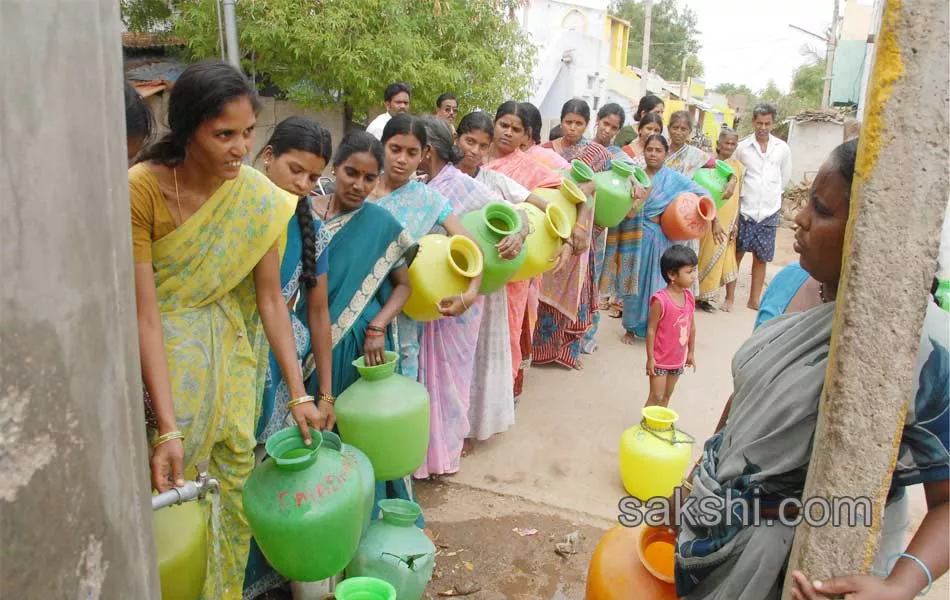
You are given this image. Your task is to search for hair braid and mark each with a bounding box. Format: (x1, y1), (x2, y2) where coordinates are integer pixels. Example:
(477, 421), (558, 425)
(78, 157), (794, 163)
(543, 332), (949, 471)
(296, 196), (318, 289)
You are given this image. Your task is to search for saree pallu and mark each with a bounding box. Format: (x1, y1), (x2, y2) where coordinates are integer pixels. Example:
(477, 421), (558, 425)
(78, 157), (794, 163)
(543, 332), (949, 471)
(484, 150), (561, 396)
(621, 167), (710, 337)
(151, 166), (295, 600)
(600, 215), (644, 300)
(320, 202), (421, 526)
(699, 159), (743, 301)
(431, 166), (515, 441)
(675, 303), (836, 600)
(372, 180), (452, 381)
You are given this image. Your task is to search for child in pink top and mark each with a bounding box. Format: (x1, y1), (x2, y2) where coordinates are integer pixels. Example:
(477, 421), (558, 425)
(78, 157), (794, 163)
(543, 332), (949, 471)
(645, 245), (698, 408)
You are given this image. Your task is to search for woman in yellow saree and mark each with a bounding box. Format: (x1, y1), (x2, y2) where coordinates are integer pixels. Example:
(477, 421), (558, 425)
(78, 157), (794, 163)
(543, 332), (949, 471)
(131, 61), (328, 600)
(698, 128), (743, 312)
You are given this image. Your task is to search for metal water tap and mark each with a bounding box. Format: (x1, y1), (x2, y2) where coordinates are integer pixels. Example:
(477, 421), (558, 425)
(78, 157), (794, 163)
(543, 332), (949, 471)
(151, 462), (219, 511)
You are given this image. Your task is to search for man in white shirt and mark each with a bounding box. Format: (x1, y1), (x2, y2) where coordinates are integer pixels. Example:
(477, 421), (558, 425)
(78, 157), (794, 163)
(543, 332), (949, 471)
(365, 82), (412, 140)
(734, 103), (792, 310)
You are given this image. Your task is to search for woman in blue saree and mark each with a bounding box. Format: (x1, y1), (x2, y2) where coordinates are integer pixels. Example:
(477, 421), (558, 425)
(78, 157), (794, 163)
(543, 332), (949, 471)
(252, 117), (335, 445)
(621, 134), (711, 344)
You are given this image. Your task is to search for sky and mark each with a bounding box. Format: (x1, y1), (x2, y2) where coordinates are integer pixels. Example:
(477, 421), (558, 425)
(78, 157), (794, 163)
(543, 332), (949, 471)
(674, 0), (850, 93)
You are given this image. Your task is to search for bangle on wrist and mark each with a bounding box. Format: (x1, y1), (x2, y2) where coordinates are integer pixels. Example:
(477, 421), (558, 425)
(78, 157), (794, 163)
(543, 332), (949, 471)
(367, 324), (385, 333)
(366, 328), (385, 338)
(888, 553), (932, 595)
(151, 430), (184, 449)
(287, 395), (315, 410)
(318, 392), (335, 405)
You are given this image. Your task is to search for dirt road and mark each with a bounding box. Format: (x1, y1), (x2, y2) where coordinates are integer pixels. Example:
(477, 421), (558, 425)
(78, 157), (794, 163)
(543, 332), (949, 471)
(419, 229), (945, 598)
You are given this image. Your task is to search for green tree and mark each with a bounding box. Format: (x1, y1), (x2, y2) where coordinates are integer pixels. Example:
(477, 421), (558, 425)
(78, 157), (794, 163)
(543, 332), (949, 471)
(121, 0), (176, 32)
(610, 0), (704, 81)
(790, 58), (825, 106)
(174, 0), (535, 122)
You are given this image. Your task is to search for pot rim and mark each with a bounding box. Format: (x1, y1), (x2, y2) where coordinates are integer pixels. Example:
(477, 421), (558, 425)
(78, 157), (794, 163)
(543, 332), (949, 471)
(559, 178), (586, 205)
(265, 426), (324, 471)
(446, 235), (484, 279)
(481, 202), (522, 237)
(544, 204), (572, 240)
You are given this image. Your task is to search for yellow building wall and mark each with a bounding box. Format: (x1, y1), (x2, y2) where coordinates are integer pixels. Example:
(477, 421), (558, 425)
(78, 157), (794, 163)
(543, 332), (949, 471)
(606, 17), (630, 71)
(663, 99), (687, 125)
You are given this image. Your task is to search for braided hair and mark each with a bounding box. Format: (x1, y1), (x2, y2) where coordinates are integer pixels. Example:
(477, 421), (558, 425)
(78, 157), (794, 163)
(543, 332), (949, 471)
(259, 116), (333, 289)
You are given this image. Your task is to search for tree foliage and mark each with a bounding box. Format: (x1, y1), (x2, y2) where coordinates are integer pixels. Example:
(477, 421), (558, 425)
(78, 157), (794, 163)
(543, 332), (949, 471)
(610, 0), (703, 81)
(174, 0), (535, 119)
(121, 0), (176, 32)
(714, 56), (826, 136)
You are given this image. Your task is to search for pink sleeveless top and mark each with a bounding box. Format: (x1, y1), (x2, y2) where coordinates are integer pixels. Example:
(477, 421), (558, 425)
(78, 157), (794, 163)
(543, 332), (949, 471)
(651, 288), (695, 369)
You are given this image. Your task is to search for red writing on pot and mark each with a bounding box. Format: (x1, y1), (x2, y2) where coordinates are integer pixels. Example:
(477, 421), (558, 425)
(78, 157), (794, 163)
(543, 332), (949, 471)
(276, 458), (355, 509)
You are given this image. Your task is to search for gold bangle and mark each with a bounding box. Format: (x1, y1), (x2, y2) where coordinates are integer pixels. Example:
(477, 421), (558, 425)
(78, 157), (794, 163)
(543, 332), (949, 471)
(681, 479), (694, 493)
(151, 430), (184, 449)
(318, 392), (335, 405)
(287, 395), (315, 410)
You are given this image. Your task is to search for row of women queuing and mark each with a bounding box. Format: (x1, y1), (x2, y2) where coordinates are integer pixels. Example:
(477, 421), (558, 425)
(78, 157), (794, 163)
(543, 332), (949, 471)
(123, 59), (626, 600)
(125, 60), (949, 600)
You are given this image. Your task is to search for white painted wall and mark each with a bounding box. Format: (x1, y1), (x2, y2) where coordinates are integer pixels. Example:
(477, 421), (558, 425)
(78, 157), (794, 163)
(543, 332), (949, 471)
(519, 0), (613, 122)
(787, 120), (845, 185)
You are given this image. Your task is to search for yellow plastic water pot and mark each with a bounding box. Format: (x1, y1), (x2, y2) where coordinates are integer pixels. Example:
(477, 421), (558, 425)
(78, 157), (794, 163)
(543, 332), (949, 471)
(619, 406), (695, 501)
(154, 501), (207, 600)
(403, 234), (483, 322)
(509, 203), (571, 282)
(531, 178), (586, 229)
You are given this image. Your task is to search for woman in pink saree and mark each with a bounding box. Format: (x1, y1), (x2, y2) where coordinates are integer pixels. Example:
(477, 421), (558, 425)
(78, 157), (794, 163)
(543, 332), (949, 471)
(483, 102), (573, 396)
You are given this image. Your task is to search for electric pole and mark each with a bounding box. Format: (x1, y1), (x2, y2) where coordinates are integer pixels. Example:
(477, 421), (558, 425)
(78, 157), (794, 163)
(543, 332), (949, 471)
(642, 0), (653, 74)
(822, 0), (840, 108)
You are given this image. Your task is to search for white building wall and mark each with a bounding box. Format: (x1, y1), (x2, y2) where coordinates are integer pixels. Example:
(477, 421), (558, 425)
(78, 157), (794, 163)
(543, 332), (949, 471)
(787, 120), (846, 185)
(519, 0), (613, 122)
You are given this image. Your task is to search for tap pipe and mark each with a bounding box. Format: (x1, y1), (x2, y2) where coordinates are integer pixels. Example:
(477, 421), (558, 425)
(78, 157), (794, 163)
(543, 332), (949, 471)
(151, 474), (220, 511)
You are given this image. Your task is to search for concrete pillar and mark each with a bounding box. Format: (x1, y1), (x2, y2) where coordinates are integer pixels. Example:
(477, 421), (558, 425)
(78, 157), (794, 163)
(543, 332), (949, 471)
(781, 0), (949, 595)
(0, 1), (160, 598)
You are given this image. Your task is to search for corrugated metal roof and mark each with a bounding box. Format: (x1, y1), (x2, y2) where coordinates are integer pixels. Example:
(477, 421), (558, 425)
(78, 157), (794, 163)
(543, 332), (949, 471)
(126, 59), (186, 83)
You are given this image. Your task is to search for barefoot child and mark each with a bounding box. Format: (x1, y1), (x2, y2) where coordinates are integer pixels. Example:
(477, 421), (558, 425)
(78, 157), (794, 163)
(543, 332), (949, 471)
(645, 245), (697, 408)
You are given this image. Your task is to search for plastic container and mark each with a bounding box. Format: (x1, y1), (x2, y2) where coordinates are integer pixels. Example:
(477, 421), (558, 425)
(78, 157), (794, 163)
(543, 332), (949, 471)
(459, 202), (527, 294)
(346, 499), (436, 599)
(592, 161), (637, 228)
(320, 431), (376, 535)
(660, 192), (717, 241)
(243, 427), (364, 582)
(532, 178), (586, 229)
(335, 351), (430, 481)
(585, 525), (678, 600)
(509, 203), (571, 282)
(334, 576), (398, 600)
(154, 501), (207, 600)
(692, 160), (735, 209)
(403, 234), (483, 322)
(619, 406), (694, 501)
(637, 525), (677, 583)
(564, 158), (595, 184)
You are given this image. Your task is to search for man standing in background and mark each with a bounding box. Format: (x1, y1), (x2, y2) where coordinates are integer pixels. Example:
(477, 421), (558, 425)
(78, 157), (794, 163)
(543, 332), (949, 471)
(734, 103), (792, 310)
(366, 82), (412, 140)
(435, 92), (459, 139)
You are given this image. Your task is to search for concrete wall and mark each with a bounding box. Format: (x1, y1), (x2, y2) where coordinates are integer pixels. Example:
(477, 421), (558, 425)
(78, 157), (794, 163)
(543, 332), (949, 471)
(788, 120), (846, 185)
(1, 0), (159, 597)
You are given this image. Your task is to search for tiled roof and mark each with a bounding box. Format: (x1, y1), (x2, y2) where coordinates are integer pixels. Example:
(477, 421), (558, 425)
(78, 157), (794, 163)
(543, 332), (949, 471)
(121, 31), (186, 48)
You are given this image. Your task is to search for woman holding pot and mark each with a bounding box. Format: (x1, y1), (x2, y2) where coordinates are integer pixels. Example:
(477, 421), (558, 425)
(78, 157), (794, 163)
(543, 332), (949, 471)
(619, 134), (711, 345)
(130, 60), (325, 599)
(484, 101), (569, 396)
